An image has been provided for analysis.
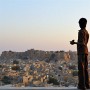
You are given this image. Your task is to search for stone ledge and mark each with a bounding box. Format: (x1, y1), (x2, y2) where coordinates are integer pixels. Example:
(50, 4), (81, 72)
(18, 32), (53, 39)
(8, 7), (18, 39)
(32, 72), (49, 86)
(0, 87), (78, 90)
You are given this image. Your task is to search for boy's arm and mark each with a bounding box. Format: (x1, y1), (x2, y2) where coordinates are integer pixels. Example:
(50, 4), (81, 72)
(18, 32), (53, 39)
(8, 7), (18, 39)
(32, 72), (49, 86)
(70, 40), (76, 45)
(73, 42), (85, 45)
(70, 40), (85, 45)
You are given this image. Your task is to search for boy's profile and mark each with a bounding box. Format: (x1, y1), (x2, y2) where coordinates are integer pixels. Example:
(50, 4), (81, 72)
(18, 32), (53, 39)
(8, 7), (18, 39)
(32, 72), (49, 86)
(70, 18), (90, 90)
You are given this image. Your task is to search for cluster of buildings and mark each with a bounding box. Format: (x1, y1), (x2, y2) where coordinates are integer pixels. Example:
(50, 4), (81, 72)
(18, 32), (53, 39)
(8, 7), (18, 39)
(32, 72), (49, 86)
(1, 49), (90, 87)
(0, 58), (78, 87)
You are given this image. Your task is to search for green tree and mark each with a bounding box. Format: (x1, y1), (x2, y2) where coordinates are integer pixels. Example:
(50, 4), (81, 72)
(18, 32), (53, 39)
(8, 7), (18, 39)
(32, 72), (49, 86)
(2, 76), (11, 84)
(47, 76), (59, 85)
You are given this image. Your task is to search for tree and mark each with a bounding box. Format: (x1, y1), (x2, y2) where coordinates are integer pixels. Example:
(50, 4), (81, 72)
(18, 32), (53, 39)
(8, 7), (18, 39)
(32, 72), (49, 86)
(2, 76), (11, 84)
(47, 76), (59, 85)
(0, 65), (3, 68)
(12, 66), (20, 71)
(13, 60), (19, 64)
(72, 70), (78, 76)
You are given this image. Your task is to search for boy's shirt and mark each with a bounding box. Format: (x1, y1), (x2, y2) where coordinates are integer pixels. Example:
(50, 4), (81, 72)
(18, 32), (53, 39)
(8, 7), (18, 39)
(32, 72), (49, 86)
(77, 29), (89, 55)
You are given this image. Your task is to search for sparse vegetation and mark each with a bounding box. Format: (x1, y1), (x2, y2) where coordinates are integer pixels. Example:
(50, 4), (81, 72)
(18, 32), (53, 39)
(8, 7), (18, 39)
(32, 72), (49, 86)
(47, 76), (59, 85)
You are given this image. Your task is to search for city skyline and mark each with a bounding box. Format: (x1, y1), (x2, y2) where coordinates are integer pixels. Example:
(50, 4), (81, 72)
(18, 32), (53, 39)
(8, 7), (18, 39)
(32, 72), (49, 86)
(0, 0), (90, 53)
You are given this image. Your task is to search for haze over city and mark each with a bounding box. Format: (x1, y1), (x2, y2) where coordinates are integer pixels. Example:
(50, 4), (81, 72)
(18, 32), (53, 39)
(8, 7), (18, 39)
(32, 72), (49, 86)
(0, 0), (90, 53)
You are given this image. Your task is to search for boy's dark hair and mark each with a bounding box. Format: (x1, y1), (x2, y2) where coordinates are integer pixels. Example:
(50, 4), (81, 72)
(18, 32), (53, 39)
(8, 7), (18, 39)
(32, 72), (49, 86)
(79, 18), (87, 29)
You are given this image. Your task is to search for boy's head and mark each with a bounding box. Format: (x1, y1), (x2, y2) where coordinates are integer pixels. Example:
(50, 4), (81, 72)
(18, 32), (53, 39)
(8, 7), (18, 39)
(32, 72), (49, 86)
(79, 18), (87, 29)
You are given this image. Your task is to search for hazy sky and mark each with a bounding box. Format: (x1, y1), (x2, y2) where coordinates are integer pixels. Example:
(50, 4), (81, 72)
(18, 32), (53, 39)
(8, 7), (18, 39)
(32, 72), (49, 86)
(0, 0), (90, 53)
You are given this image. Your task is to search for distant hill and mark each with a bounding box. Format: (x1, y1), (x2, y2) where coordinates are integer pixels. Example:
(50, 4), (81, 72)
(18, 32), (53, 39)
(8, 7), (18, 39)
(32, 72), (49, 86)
(0, 49), (77, 62)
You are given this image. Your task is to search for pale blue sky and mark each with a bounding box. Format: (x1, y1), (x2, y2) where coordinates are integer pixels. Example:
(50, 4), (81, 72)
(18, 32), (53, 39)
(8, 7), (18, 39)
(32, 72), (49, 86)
(0, 0), (90, 53)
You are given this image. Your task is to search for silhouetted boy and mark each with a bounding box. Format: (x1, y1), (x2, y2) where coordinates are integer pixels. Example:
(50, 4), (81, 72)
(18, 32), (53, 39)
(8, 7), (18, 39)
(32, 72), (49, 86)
(70, 18), (90, 90)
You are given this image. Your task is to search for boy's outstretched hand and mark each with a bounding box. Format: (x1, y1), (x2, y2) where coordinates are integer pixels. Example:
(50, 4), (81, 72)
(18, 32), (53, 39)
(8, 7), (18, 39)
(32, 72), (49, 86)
(70, 40), (75, 45)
